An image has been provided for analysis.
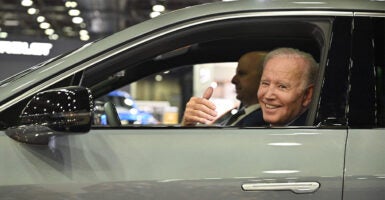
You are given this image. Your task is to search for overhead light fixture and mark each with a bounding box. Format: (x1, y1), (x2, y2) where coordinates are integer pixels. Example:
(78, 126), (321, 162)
(45, 29), (54, 35)
(155, 75), (163, 81)
(0, 32), (8, 38)
(152, 5), (165, 12)
(37, 16), (45, 23)
(150, 12), (161, 18)
(4, 20), (19, 26)
(72, 17), (83, 24)
(80, 34), (90, 41)
(39, 22), (50, 29)
(27, 8), (38, 15)
(79, 30), (88, 35)
(21, 0), (33, 7)
(79, 23), (86, 28)
(68, 9), (81, 16)
(49, 34), (59, 40)
(79, 29), (89, 41)
(65, 1), (78, 8)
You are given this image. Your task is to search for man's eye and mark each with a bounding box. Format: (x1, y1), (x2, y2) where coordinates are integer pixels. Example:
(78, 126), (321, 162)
(261, 82), (269, 86)
(278, 85), (288, 89)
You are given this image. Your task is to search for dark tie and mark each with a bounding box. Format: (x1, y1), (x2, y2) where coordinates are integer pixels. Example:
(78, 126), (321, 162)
(226, 108), (246, 125)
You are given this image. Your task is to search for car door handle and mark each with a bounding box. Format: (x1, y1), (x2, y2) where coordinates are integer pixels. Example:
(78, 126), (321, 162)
(242, 182), (320, 194)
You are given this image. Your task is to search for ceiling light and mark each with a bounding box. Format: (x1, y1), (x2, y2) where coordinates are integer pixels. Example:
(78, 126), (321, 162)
(21, 0), (33, 7)
(0, 32), (8, 38)
(68, 9), (81, 16)
(27, 8), (38, 15)
(80, 23), (86, 28)
(49, 34), (59, 40)
(152, 5), (165, 12)
(37, 16), (45, 23)
(150, 12), (161, 18)
(39, 22), (50, 29)
(45, 29), (54, 35)
(80, 34), (90, 41)
(79, 30), (88, 35)
(4, 20), (19, 26)
(155, 75), (163, 81)
(65, 1), (78, 8)
(72, 17), (83, 24)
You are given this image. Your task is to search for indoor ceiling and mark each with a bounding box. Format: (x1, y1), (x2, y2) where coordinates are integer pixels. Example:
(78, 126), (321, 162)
(0, 0), (221, 41)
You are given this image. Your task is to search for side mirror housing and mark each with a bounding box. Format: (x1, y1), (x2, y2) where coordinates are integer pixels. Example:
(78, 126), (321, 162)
(6, 86), (94, 145)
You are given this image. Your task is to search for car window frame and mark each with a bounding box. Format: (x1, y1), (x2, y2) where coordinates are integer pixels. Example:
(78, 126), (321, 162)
(83, 16), (336, 127)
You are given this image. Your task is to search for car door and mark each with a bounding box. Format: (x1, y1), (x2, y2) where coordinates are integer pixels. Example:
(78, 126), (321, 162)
(0, 11), (352, 200)
(343, 14), (385, 200)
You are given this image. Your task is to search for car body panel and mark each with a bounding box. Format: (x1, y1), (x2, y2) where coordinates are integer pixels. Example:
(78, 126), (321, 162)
(344, 130), (385, 200)
(0, 128), (346, 199)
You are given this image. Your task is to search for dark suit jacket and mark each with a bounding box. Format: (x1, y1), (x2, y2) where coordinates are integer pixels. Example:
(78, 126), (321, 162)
(214, 107), (266, 127)
(216, 109), (308, 127)
(234, 108), (266, 126)
(288, 110), (309, 126)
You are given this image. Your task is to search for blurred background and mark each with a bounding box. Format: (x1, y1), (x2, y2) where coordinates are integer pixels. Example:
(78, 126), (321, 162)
(0, 0), (222, 79)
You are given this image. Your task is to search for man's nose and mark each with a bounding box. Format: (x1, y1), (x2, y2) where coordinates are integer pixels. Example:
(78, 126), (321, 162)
(264, 85), (276, 98)
(231, 75), (237, 84)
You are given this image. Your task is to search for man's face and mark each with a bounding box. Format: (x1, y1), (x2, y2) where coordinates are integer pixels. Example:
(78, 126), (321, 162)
(231, 58), (260, 106)
(257, 56), (313, 126)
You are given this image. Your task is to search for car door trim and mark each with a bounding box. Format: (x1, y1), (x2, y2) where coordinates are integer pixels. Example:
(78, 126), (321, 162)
(242, 182), (320, 194)
(354, 12), (385, 17)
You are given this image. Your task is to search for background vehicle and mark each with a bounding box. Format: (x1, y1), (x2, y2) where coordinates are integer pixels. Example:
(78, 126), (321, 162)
(0, 0), (384, 199)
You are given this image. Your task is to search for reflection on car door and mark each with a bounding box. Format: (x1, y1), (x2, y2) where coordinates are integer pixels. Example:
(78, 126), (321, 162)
(0, 128), (346, 199)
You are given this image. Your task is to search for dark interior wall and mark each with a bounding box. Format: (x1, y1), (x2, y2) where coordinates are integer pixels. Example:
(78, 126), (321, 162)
(0, 37), (85, 80)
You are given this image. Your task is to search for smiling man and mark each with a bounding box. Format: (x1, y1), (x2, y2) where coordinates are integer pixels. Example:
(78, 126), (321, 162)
(258, 47), (318, 126)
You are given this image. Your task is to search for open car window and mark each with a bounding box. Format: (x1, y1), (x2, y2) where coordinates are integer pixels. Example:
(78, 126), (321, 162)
(93, 62), (239, 126)
(81, 17), (331, 127)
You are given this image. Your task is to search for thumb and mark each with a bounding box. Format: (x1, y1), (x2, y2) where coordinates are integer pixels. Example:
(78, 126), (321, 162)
(202, 86), (214, 100)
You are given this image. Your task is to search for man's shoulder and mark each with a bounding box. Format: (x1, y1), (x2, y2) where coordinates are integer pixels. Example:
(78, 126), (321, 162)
(237, 107), (266, 126)
(288, 110), (309, 126)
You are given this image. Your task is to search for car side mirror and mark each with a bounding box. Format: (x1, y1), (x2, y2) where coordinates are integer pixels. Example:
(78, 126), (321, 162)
(5, 86), (94, 145)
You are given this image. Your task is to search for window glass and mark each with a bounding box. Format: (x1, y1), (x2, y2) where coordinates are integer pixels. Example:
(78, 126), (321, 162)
(349, 17), (385, 127)
(374, 18), (385, 127)
(94, 63), (238, 126)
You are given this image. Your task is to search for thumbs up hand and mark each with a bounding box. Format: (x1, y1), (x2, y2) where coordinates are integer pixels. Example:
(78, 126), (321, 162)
(181, 87), (218, 126)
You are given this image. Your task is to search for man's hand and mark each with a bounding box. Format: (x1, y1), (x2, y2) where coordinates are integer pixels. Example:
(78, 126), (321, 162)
(181, 87), (218, 126)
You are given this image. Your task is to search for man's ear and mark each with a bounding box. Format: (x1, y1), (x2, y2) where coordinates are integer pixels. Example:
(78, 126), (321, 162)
(302, 85), (314, 107)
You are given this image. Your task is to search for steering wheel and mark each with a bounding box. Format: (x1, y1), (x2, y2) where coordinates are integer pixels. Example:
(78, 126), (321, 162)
(103, 102), (121, 126)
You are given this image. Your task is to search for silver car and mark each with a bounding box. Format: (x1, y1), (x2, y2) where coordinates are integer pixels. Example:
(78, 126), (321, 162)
(0, 0), (384, 199)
